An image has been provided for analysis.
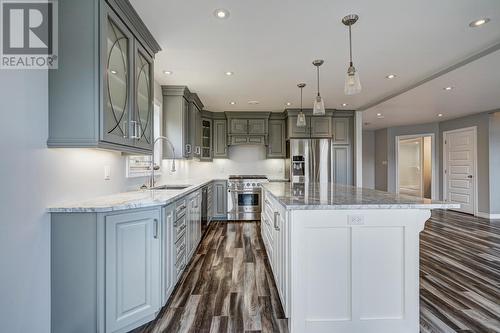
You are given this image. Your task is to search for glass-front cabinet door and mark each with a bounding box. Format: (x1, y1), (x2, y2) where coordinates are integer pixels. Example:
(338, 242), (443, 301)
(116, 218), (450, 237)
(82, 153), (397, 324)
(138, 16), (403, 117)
(102, 5), (134, 147)
(200, 118), (212, 160)
(134, 44), (154, 150)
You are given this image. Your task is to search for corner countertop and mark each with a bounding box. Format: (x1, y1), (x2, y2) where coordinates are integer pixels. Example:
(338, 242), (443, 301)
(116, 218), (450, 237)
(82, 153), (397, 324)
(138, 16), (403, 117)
(262, 182), (460, 210)
(47, 179), (225, 213)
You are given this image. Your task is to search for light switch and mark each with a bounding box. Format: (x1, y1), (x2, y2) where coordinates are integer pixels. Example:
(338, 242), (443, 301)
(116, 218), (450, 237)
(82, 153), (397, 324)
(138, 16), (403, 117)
(104, 165), (111, 180)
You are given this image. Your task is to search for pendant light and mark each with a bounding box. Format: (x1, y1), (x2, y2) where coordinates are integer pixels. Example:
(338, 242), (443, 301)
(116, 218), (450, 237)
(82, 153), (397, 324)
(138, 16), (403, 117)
(342, 14), (361, 95)
(296, 83), (307, 127)
(312, 60), (326, 115)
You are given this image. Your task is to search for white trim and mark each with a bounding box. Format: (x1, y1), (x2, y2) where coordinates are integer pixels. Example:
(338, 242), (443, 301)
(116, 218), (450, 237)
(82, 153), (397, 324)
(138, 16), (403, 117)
(395, 133), (437, 200)
(354, 111), (363, 188)
(476, 212), (500, 219)
(442, 126), (478, 216)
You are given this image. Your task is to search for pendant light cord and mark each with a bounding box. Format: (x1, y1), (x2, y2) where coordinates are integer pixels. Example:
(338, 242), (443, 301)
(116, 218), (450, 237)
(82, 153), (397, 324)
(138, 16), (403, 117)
(349, 25), (353, 66)
(300, 86), (303, 111)
(316, 66), (320, 97)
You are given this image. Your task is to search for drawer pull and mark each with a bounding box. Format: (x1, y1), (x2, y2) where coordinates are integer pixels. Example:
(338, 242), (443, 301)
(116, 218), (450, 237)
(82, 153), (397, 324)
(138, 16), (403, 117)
(153, 219), (159, 239)
(273, 212), (280, 231)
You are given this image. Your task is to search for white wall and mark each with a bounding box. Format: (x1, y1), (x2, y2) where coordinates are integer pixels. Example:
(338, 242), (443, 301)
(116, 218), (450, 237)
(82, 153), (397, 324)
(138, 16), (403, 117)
(0, 72), (148, 332)
(362, 130), (375, 189)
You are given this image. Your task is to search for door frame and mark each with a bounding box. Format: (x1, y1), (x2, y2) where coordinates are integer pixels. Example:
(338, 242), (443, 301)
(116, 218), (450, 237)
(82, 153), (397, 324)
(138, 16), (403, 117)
(395, 133), (437, 199)
(442, 126), (478, 216)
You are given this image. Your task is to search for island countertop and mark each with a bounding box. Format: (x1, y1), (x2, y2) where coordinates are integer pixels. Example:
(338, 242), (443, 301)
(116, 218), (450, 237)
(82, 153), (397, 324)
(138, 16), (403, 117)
(262, 182), (460, 210)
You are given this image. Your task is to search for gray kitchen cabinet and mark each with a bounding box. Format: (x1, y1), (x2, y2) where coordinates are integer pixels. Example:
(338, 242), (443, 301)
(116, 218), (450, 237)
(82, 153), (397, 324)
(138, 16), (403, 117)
(287, 116), (310, 138)
(332, 117), (351, 144)
(162, 86), (192, 158)
(48, 0), (160, 154)
(213, 181), (228, 219)
(248, 119), (267, 134)
(162, 204), (175, 306)
(230, 119), (249, 134)
(310, 116), (332, 138)
(105, 209), (161, 333)
(189, 93), (204, 158)
(200, 118), (213, 160)
(186, 191), (201, 260)
(230, 136), (249, 145)
(267, 119), (286, 158)
(213, 119), (228, 158)
(332, 145), (352, 185)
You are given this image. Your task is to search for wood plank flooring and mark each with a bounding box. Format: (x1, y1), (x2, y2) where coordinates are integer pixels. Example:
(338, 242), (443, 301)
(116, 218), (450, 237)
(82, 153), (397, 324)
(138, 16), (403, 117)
(137, 210), (500, 333)
(138, 221), (288, 333)
(420, 210), (500, 333)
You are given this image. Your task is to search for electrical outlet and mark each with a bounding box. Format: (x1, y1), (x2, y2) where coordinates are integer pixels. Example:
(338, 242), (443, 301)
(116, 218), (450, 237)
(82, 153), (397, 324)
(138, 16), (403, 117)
(348, 215), (365, 226)
(104, 165), (111, 180)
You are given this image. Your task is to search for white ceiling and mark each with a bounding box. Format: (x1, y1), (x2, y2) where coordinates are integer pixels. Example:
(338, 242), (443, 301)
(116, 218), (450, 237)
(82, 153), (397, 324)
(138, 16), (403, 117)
(131, 0), (500, 127)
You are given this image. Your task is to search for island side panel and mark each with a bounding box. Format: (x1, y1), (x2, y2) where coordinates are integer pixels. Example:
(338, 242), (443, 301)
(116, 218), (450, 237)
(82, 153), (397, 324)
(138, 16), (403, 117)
(289, 209), (429, 333)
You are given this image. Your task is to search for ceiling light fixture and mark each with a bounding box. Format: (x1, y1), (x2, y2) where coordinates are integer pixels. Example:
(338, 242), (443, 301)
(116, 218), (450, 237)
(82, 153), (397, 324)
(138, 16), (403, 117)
(444, 86), (454, 91)
(230, 101), (236, 105)
(110, 70), (117, 74)
(297, 83), (307, 128)
(163, 70), (173, 75)
(225, 71), (234, 76)
(214, 9), (230, 19)
(438, 113), (443, 117)
(343, 14), (362, 95)
(376, 113), (382, 117)
(469, 18), (490, 27)
(386, 74), (397, 79)
(341, 103), (348, 107)
(286, 102), (292, 106)
(312, 59), (326, 115)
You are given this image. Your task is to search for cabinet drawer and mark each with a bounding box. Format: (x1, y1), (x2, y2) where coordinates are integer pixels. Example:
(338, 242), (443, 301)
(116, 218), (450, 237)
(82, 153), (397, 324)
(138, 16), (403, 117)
(248, 136), (265, 144)
(230, 136), (248, 145)
(174, 215), (187, 241)
(176, 199), (187, 218)
(175, 255), (186, 279)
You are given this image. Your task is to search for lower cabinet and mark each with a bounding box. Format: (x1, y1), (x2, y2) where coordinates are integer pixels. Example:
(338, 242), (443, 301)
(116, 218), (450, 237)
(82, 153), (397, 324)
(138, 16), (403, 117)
(212, 180), (227, 219)
(105, 210), (161, 333)
(162, 204), (176, 305)
(186, 190), (202, 260)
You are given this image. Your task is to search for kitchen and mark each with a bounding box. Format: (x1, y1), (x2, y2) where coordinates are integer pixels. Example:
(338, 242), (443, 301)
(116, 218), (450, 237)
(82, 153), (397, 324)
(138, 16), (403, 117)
(1, 1), (499, 333)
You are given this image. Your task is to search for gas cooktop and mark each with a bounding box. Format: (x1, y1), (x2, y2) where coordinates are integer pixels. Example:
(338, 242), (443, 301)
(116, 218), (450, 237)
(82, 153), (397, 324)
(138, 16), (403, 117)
(228, 175), (268, 180)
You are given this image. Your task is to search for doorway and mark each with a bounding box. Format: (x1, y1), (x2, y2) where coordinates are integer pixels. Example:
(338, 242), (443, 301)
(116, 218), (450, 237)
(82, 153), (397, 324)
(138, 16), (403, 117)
(443, 127), (477, 215)
(396, 134), (435, 199)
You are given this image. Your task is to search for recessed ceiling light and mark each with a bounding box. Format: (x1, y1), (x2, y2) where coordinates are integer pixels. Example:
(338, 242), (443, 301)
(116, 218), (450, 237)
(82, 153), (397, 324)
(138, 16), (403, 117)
(286, 102), (292, 106)
(229, 101), (236, 105)
(469, 18), (490, 27)
(444, 86), (454, 91)
(225, 71), (234, 76)
(248, 100), (259, 105)
(110, 70), (117, 74)
(341, 103), (348, 107)
(386, 74), (397, 79)
(214, 9), (230, 19)
(438, 113), (443, 117)
(163, 70), (173, 75)
(376, 113), (382, 116)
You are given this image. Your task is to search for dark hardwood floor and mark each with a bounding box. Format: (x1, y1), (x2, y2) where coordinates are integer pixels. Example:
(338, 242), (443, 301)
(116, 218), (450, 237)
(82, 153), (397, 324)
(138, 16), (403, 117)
(137, 210), (500, 333)
(420, 210), (500, 333)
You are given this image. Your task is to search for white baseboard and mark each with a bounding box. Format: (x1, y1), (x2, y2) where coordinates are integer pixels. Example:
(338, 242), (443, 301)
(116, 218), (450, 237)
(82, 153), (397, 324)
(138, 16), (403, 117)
(476, 212), (500, 219)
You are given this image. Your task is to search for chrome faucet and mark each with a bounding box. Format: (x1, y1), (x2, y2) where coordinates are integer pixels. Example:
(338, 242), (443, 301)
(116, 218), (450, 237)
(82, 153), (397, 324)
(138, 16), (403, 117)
(149, 136), (176, 188)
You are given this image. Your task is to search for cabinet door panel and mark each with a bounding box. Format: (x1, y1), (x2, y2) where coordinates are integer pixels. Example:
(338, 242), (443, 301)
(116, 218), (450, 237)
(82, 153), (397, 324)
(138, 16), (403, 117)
(332, 118), (350, 144)
(134, 43), (154, 150)
(105, 209), (160, 333)
(288, 116), (310, 138)
(332, 145), (352, 185)
(230, 136), (248, 145)
(248, 119), (266, 134)
(310, 116), (332, 138)
(230, 119), (248, 134)
(163, 205), (175, 305)
(102, 6), (134, 147)
(268, 120), (285, 158)
(213, 181), (227, 218)
(200, 118), (212, 160)
(213, 120), (227, 158)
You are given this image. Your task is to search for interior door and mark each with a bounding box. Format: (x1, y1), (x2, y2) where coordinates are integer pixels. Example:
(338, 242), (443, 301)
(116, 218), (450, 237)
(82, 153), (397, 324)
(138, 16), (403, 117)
(444, 128), (476, 214)
(398, 138), (423, 197)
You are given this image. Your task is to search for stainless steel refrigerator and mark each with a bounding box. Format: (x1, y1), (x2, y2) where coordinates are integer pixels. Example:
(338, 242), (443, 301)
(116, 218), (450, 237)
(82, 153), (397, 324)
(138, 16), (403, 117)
(286, 139), (332, 183)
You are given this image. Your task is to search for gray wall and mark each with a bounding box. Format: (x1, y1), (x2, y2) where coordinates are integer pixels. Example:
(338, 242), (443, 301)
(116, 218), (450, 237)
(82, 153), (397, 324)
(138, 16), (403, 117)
(489, 111), (500, 214)
(374, 129), (388, 191)
(362, 130), (375, 189)
(439, 112), (490, 214)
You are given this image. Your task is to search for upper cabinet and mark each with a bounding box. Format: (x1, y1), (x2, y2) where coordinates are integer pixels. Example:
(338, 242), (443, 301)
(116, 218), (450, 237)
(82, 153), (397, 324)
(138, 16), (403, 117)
(162, 86), (191, 159)
(267, 117), (286, 158)
(288, 116), (310, 138)
(332, 117), (351, 144)
(48, 0), (161, 154)
(288, 115), (332, 139)
(200, 118), (212, 160)
(225, 112), (270, 145)
(212, 118), (228, 158)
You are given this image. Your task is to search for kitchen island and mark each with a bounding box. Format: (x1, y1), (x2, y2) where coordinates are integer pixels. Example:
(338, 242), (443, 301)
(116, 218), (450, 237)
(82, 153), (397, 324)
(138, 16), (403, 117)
(260, 182), (459, 333)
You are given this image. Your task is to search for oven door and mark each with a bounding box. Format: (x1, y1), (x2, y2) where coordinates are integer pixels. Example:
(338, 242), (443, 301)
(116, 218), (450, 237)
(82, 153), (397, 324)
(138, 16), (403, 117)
(227, 190), (261, 220)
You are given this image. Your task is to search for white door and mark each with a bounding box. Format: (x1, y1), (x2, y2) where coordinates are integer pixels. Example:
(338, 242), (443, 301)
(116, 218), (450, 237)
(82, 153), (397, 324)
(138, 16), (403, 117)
(444, 128), (476, 214)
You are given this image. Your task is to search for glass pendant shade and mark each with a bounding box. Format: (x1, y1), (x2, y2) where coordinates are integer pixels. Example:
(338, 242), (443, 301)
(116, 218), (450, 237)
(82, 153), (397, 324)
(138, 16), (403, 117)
(313, 95), (325, 115)
(344, 65), (361, 95)
(297, 112), (307, 127)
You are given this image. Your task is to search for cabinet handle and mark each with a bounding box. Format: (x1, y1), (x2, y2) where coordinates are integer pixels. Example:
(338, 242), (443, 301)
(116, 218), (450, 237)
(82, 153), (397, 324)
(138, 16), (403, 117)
(273, 212), (280, 231)
(186, 144), (192, 154)
(153, 219), (159, 239)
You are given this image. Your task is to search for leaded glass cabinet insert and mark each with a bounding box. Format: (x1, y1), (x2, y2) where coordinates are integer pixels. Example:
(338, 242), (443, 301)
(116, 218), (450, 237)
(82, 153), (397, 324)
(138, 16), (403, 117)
(135, 46), (153, 149)
(104, 12), (133, 145)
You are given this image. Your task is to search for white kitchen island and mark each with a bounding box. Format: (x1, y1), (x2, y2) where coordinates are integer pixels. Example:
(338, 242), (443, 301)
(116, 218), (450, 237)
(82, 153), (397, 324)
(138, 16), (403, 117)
(260, 182), (458, 333)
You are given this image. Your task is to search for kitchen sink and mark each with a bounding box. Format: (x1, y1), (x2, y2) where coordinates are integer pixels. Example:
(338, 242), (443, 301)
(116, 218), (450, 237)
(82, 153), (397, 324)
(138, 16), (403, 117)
(152, 184), (192, 190)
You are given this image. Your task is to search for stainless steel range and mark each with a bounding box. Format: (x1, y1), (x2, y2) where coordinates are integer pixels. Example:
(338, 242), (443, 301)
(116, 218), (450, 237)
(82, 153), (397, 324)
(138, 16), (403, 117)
(227, 175), (268, 221)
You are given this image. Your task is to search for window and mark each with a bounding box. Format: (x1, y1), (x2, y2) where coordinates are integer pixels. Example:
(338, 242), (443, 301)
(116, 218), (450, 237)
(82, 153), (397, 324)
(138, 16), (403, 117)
(126, 103), (161, 178)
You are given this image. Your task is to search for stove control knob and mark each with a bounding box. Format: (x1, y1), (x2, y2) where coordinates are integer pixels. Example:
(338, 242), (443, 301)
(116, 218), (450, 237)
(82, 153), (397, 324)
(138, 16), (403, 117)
(246, 183), (250, 187)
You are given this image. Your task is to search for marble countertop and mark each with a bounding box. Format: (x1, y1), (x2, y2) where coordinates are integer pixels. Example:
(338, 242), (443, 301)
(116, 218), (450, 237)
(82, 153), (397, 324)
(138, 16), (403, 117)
(47, 179), (224, 213)
(262, 182), (460, 210)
